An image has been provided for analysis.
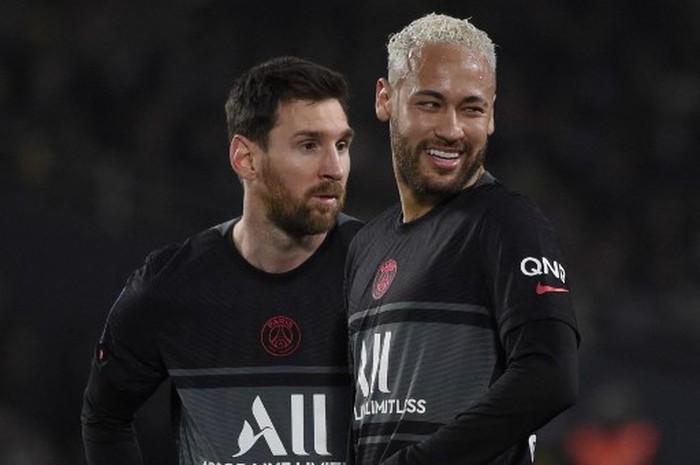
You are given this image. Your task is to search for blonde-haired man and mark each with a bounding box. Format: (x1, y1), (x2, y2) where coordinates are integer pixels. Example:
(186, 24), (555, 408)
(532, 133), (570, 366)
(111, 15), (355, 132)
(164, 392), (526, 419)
(346, 13), (579, 464)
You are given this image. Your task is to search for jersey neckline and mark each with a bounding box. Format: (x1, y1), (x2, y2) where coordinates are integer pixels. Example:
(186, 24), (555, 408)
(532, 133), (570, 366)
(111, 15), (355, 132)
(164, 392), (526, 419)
(393, 171), (497, 233)
(218, 218), (337, 282)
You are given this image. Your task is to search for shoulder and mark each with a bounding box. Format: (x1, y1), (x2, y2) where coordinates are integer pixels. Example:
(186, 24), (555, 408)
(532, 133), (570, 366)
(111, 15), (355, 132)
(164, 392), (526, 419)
(468, 178), (553, 232)
(106, 222), (232, 327)
(129, 221), (233, 292)
(334, 213), (365, 244)
(99, 222), (233, 349)
(344, 205), (400, 273)
(349, 204), (400, 245)
(465, 180), (566, 265)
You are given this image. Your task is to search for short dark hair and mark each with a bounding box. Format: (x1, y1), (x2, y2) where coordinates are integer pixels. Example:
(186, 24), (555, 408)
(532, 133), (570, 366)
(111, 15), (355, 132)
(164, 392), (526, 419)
(225, 56), (349, 149)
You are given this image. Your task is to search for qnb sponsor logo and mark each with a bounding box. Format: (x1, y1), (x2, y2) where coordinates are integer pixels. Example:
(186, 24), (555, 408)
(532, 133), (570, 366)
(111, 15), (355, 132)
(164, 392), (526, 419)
(520, 256), (566, 284)
(233, 395), (331, 458)
(354, 331), (427, 420)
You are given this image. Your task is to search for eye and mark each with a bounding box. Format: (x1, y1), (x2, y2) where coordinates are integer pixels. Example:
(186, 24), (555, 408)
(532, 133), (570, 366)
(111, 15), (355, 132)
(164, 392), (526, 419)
(301, 140), (319, 151)
(461, 106), (486, 116)
(336, 139), (351, 152)
(416, 100), (440, 110)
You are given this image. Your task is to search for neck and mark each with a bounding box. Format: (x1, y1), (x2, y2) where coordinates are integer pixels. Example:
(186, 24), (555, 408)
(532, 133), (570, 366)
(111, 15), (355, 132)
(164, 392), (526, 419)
(397, 185), (441, 223)
(232, 216), (327, 273)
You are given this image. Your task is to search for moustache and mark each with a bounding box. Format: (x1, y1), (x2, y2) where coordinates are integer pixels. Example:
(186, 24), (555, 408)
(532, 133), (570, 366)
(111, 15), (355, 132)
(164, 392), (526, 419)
(306, 181), (345, 198)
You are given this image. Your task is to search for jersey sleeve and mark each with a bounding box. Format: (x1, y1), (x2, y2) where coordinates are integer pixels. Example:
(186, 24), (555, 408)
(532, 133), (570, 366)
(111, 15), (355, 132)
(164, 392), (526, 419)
(381, 319), (579, 465)
(480, 194), (580, 342)
(81, 249), (172, 464)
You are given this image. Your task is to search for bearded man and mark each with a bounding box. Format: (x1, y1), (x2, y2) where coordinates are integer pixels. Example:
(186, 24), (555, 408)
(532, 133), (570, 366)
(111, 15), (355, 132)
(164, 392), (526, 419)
(82, 56), (362, 465)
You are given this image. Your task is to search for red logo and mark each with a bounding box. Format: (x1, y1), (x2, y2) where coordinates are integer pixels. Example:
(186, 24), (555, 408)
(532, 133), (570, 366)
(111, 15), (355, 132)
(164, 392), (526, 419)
(372, 259), (397, 300)
(260, 315), (302, 356)
(535, 282), (569, 295)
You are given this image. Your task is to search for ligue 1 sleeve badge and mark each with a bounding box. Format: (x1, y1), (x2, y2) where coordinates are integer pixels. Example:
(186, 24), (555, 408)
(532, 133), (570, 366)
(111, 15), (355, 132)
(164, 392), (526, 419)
(260, 315), (302, 356)
(372, 258), (397, 300)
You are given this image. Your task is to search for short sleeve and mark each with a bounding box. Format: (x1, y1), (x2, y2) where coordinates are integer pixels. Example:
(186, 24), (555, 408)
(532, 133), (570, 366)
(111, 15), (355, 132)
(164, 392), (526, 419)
(480, 195), (580, 343)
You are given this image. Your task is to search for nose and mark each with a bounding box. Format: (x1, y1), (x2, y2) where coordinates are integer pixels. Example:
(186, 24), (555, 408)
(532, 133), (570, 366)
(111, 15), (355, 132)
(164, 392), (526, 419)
(319, 146), (346, 181)
(434, 110), (464, 143)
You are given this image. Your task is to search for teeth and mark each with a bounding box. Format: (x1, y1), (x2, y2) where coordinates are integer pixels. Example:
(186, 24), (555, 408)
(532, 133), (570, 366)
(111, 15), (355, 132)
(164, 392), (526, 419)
(427, 149), (460, 159)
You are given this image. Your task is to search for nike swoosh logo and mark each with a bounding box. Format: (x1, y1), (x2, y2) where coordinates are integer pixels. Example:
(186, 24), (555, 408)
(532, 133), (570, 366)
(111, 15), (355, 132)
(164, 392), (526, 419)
(535, 282), (569, 295)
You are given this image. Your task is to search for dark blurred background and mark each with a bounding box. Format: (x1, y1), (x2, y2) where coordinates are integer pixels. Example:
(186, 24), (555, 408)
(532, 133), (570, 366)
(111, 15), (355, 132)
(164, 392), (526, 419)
(2, 0), (699, 463)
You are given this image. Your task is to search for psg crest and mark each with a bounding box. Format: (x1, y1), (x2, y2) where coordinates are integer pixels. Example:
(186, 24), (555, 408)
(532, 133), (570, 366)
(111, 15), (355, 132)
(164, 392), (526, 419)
(260, 315), (302, 356)
(372, 258), (397, 300)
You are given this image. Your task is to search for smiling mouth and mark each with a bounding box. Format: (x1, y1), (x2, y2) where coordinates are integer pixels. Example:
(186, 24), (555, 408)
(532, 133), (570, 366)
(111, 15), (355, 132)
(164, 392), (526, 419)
(426, 148), (462, 160)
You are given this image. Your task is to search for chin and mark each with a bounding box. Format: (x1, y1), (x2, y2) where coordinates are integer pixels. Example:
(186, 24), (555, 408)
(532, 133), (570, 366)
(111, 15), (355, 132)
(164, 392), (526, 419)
(305, 211), (340, 235)
(409, 174), (464, 197)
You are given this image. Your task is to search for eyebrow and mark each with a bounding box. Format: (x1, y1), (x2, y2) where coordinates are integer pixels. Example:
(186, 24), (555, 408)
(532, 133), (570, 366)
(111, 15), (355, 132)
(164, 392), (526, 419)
(413, 90), (490, 108)
(293, 128), (355, 140)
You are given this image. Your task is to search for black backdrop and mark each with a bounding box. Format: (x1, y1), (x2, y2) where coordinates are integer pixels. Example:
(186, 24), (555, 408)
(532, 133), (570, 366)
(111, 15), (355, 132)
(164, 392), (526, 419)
(2, 1), (699, 463)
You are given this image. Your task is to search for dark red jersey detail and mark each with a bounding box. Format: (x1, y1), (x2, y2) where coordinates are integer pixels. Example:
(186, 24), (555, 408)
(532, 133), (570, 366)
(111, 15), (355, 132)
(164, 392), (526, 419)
(260, 315), (302, 356)
(535, 282), (569, 295)
(372, 259), (398, 300)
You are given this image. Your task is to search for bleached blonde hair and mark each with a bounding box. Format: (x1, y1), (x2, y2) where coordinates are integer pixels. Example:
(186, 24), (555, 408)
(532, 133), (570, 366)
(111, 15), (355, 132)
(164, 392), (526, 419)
(387, 13), (496, 85)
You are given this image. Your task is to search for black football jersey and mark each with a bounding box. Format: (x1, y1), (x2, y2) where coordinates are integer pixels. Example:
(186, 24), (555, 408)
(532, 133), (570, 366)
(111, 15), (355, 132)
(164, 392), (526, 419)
(83, 214), (363, 465)
(345, 174), (578, 464)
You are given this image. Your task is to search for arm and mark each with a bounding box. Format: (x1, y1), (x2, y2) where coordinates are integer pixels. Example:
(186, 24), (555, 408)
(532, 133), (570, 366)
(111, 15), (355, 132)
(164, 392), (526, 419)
(81, 268), (168, 464)
(81, 354), (153, 465)
(383, 319), (578, 465)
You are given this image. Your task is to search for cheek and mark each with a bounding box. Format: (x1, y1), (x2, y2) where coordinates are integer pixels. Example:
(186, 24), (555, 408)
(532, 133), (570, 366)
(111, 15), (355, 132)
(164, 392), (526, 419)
(464, 120), (492, 142)
(275, 166), (309, 194)
(397, 113), (432, 139)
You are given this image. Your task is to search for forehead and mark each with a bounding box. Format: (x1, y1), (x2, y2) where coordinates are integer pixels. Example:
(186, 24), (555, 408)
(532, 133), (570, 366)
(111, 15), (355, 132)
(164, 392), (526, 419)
(273, 98), (349, 134)
(402, 42), (496, 99)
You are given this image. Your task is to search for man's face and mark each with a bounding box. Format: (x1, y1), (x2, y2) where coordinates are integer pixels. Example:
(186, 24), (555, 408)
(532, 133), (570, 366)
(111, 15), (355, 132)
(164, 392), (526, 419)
(258, 99), (353, 237)
(380, 42), (496, 198)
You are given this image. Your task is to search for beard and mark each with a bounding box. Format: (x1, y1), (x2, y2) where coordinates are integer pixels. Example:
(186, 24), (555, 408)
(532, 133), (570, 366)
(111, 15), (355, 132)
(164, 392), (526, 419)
(390, 117), (486, 199)
(260, 158), (345, 237)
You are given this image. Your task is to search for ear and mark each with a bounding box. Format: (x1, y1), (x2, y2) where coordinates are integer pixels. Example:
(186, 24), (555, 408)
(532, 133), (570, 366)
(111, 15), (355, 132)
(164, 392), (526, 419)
(229, 135), (257, 180)
(488, 94), (497, 135)
(375, 78), (392, 122)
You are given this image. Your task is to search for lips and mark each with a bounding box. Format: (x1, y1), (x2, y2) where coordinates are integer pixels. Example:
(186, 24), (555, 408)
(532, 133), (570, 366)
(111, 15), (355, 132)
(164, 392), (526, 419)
(424, 146), (464, 169)
(426, 148), (462, 160)
(310, 189), (343, 199)
(313, 194), (339, 205)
